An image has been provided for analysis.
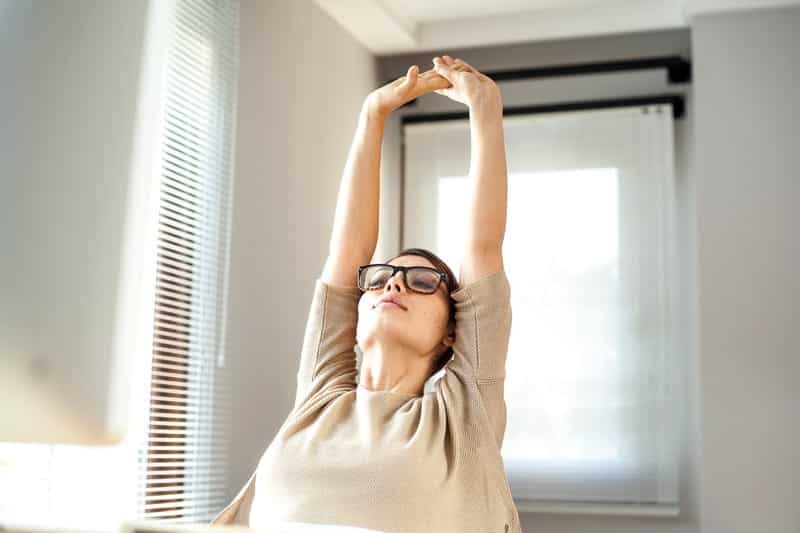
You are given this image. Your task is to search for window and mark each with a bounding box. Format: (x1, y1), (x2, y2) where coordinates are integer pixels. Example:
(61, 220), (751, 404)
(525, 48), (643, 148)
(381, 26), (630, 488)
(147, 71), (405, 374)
(0, 0), (239, 527)
(139, 0), (239, 523)
(404, 105), (681, 514)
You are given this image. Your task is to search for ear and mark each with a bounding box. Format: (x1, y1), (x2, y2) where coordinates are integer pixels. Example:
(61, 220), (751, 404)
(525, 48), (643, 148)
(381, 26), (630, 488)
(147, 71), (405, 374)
(442, 322), (455, 347)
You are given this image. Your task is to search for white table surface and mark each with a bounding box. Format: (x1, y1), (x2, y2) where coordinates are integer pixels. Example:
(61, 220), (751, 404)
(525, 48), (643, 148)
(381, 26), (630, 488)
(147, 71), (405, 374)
(2, 520), (383, 533)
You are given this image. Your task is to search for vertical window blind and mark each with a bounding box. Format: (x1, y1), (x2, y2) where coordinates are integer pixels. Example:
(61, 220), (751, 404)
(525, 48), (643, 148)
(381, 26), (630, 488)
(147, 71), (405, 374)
(139, 0), (239, 523)
(404, 105), (682, 515)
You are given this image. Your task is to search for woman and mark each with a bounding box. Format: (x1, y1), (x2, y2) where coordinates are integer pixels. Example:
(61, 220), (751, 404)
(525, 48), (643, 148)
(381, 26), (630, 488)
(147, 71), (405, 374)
(212, 55), (520, 533)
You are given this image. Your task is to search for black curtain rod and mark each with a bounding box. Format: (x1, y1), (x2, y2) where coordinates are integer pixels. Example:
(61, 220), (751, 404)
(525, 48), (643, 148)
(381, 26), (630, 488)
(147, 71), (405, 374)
(401, 94), (685, 123)
(385, 55), (691, 86)
(483, 55), (691, 84)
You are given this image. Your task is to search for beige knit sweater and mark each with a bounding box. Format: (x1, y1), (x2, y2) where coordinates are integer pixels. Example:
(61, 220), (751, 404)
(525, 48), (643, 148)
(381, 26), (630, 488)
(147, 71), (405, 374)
(211, 269), (521, 533)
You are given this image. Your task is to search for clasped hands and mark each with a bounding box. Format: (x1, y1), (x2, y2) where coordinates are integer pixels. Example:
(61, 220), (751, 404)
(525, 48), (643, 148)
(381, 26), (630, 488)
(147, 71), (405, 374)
(366, 55), (501, 119)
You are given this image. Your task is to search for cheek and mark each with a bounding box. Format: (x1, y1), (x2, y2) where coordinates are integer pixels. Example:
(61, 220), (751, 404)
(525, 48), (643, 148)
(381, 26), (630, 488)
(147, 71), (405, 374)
(415, 302), (449, 331)
(356, 299), (370, 323)
(355, 306), (369, 345)
(358, 298), (375, 319)
(356, 298), (380, 334)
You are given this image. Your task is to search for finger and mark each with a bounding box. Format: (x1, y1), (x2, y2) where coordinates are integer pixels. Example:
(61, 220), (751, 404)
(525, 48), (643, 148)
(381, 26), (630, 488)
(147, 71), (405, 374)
(454, 58), (475, 73)
(421, 67), (448, 80)
(415, 69), (449, 90)
(394, 66), (413, 89)
(432, 58), (455, 82)
(411, 76), (449, 101)
(423, 75), (451, 92)
(457, 58), (491, 81)
(432, 63), (454, 83)
(403, 65), (418, 85)
(454, 58), (482, 77)
(437, 56), (470, 78)
(419, 68), (443, 81)
(420, 69), (449, 84)
(433, 56), (451, 69)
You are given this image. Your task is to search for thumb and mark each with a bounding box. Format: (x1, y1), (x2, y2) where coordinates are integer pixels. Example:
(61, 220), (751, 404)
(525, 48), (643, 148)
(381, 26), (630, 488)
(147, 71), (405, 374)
(400, 65), (419, 90)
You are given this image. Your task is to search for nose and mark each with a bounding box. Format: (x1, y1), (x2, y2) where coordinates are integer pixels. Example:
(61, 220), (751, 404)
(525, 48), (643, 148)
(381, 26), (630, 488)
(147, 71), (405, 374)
(383, 270), (407, 292)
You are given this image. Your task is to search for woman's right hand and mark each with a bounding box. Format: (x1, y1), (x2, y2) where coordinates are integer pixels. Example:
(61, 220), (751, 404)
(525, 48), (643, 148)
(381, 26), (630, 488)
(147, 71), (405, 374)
(365, 65), (450, 118)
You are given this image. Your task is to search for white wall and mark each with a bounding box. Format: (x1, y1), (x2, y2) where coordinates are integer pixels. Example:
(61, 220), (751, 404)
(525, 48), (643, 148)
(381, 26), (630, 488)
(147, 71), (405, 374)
(692, 6), (800, 533)
(0, 0), (157, 443)
(224, 0), (380, 501)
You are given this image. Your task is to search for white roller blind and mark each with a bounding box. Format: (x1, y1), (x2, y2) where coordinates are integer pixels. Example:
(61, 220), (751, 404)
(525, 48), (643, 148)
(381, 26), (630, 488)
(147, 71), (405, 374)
(137, 0), (239, 523)
(404, 105), (681, 513)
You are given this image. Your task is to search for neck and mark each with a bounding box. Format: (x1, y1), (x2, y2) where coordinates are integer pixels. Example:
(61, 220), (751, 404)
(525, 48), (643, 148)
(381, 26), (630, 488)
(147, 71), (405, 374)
(358, 340), (433, 396)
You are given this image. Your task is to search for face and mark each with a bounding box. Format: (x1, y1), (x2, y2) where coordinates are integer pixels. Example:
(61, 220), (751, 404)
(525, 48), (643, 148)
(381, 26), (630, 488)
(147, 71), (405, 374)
(356, 255), (454, 362)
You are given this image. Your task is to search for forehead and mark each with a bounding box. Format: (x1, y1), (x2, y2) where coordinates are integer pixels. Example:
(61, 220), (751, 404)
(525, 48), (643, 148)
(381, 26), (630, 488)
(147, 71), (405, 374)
(387, 255), (436, 269)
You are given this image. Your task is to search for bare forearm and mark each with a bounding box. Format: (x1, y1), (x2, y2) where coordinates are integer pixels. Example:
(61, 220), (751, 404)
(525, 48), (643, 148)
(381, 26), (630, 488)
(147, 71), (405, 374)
(323, 103), (386, 286)
(466, 95), (507, 250)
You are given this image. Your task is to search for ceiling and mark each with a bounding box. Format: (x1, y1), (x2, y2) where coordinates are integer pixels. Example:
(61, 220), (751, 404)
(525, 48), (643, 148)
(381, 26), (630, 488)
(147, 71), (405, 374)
(315, 0), (800, 55)
(382, 0), (616, 21)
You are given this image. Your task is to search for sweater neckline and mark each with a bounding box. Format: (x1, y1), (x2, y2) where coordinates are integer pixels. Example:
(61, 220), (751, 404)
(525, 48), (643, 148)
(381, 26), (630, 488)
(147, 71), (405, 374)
(356, 383), (422, 399)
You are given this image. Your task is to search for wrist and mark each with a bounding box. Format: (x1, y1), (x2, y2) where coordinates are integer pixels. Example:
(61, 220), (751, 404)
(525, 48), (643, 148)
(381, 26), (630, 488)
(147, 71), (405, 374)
(363, 97), (390, 124)
(468, 90), (503, 114)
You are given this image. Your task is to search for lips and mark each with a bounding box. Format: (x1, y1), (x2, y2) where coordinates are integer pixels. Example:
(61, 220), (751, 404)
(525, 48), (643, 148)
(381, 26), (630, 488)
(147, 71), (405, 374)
(375, 295), (407, 310)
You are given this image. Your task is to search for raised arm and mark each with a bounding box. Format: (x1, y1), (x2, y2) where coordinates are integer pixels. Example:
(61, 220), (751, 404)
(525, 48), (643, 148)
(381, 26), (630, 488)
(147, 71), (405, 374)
(431, 56), (508, 285)
(321, 66), (450, 288)
(461, 92), (507, 283)
(320, 102), (385, 288)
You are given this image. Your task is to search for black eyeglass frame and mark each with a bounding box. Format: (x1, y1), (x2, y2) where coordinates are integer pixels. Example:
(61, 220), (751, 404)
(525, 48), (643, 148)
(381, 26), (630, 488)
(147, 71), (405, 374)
(357, 263), (449, 295)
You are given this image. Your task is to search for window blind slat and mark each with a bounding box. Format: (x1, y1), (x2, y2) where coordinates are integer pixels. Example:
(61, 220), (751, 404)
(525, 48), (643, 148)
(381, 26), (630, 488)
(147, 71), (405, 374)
(138, 490), (228, 504)
(162, 129), (231, 170)
(157, 217), (228, 249)
(161, 180), (226, 213)
(165, 87), (235, 130)
(160, 161), (229, 199)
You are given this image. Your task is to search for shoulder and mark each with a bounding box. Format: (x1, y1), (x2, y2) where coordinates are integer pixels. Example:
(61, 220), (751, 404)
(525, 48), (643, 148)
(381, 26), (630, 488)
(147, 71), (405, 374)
(451, 269), (510, 303)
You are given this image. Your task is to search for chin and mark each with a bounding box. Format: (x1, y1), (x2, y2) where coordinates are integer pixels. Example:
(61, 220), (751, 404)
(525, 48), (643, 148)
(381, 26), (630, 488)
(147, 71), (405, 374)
(361, 324), (406, 344)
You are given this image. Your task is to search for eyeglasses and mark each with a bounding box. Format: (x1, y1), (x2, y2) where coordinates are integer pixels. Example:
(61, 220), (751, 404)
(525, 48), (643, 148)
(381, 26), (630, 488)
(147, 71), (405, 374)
(357, 263), (448, 295)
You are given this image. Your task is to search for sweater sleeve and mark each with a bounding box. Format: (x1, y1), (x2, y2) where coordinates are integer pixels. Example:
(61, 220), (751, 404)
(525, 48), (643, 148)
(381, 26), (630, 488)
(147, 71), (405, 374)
(293, 278), (363, 411)
(446, 269), (513, 448)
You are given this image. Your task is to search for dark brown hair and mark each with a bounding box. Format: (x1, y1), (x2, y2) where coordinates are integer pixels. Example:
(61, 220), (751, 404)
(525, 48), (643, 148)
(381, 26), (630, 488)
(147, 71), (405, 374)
(385, 247), (459, 376)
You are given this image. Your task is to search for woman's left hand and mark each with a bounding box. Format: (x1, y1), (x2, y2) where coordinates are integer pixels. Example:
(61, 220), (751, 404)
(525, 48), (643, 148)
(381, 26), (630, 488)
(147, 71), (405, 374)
(366, 65), (451, 118)
(431, 55), (501, 109)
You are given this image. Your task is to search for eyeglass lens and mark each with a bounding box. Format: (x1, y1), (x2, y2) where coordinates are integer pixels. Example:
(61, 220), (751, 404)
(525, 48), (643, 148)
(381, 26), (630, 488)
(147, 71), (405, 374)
(361, 265), (440, 293)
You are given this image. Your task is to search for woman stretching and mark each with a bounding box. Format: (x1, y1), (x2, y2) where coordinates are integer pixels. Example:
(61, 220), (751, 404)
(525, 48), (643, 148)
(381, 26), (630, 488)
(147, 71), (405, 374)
(212, 55), (520, 533)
